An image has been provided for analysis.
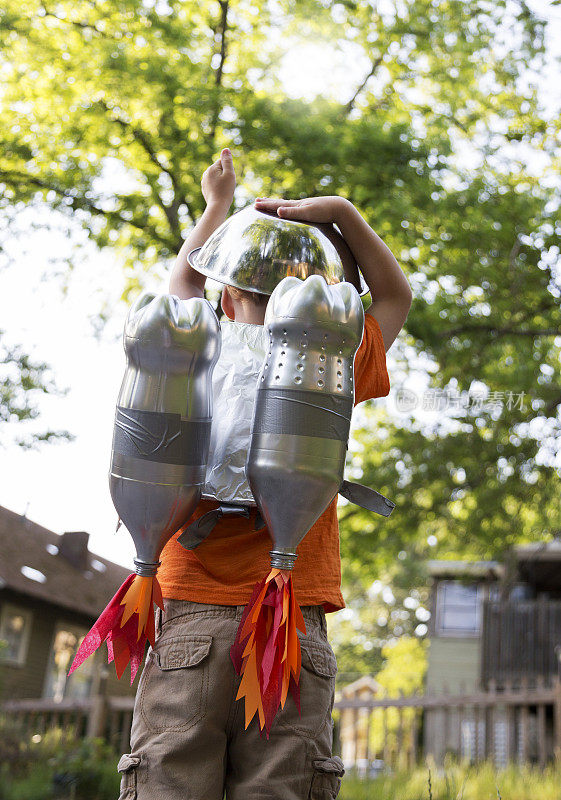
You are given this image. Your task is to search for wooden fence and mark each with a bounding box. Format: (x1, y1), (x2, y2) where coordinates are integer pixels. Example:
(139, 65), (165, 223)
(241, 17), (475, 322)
(4, 680), (561, 770)
(335, 679), (561, 771)
(2, 694), (134, 755)
(482, 599), (561, 688)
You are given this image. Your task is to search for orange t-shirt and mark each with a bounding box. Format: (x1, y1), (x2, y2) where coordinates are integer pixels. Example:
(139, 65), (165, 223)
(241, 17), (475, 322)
(158, 313), (390, 613)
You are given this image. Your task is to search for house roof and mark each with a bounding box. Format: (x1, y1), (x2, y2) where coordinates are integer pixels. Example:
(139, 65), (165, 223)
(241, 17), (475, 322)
(339, 675), (379, 698)
(0, 505), (130, 620)
(514, 541), (561, 561)
(513, 541), (561, 593)
(427, 559), (504, 579)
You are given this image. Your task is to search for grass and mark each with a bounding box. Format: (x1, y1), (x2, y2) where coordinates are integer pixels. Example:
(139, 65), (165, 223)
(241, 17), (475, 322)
(1, 718), (561, 800)
(339, 762), (561, 800)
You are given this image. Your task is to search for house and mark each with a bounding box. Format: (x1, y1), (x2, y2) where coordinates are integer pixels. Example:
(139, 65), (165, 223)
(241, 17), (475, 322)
(425, 559), (503, 696)
(0, 505), (138, 703)
(424, 543), (561, 764)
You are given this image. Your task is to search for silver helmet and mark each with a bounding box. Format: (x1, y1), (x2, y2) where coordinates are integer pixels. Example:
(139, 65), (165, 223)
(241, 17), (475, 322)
(188, 206), (370, 305)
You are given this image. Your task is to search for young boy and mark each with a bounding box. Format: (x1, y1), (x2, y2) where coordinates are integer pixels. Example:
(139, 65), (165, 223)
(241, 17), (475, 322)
(117, 148), (411, 800)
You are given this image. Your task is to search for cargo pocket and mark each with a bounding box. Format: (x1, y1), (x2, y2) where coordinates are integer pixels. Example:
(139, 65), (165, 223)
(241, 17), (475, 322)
(276, 640), (337, 737)
(138, 634), (212, 733)
(309, 756), (345, 799)
(117, 753), (140, 800)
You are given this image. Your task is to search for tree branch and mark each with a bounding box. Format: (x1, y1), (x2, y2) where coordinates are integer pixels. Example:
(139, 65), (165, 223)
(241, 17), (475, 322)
(405, 102), (470, 134)
(345, 54), (385, 114)
(209, 0), (230, 144)
(98, 102), (175, 185)
(40, 5), (112, 39)
(215, 0), (229, 89)
(0, 170), (175, 250)
(437, 288), (560, 342)
(96, 100), (188, 238)
(438, 322), (560, 339)
(508, 235), (522, 268)
(543, 391), (561, 416)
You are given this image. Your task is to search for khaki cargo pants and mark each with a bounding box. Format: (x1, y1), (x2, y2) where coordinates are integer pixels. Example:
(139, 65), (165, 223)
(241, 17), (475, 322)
(117, 599), (344, 800)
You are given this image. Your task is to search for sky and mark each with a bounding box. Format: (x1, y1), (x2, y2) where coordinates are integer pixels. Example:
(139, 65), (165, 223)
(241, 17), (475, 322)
(1, 1), (559, 570)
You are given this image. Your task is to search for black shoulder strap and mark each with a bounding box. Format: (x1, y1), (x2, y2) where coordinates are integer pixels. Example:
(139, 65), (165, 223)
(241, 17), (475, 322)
(177, 503), (251, 551)
(339, 480), (395, 517)
(178, 483), (394, 552)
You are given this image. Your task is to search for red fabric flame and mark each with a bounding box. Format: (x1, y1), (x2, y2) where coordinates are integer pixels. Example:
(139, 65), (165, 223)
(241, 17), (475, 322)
(230, 568), (306, 737)
(68, 574), (164, 683)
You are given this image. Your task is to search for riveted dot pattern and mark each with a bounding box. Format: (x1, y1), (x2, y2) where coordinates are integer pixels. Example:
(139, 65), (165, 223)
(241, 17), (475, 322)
(260, 321), (360, 396)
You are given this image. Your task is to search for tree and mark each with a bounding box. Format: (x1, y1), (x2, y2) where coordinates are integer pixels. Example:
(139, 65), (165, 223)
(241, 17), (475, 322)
(0, 336), (71, 447)
(0, 1), (558, 626)
(369, 637), (427, 764)
(1, 1), (547, 278)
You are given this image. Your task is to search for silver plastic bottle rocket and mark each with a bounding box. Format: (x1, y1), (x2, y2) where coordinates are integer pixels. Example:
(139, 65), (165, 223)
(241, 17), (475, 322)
(246, 275), (364, 570)
(109, 292), (221, 576)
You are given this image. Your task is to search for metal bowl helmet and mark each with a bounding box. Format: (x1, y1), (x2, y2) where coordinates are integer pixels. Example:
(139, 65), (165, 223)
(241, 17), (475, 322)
(187, 206), (370, 306)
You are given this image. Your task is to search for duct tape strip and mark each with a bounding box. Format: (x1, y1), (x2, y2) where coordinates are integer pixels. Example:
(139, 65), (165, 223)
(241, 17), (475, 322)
(113, 406), (211, 465)
(252, 389), (353, 440)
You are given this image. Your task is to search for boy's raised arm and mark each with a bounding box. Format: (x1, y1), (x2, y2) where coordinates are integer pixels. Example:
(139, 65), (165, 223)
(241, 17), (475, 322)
(254, 196), (412, 352)
(333, 199), (412, 351)
(169, 148), (236, 300)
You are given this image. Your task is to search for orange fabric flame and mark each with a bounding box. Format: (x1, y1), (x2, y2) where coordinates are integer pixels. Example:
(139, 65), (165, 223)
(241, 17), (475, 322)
(68, 574), (164, 683)
(120, 575), (164, 642)
(230, 568), (306, 736)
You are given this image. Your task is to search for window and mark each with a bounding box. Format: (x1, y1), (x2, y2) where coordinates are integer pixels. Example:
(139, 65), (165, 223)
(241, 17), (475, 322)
(436, 581), (481, 635)
(43, 623), (95, 702)
(0, 603), (32, 665)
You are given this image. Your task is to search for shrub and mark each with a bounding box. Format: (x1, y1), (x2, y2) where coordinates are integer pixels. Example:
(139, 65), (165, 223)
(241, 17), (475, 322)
(0, 725), (120, 800)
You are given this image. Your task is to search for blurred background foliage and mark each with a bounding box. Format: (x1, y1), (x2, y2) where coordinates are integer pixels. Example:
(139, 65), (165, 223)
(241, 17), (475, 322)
(0, 0), (559, 680)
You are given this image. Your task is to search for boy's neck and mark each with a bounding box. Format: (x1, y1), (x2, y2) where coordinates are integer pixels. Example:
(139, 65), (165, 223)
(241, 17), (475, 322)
(231, 304), (266, 325)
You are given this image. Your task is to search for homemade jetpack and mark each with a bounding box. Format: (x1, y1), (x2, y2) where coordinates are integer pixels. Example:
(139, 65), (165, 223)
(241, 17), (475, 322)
(179, 207), (395, 735)
(68, 207), (394, 735)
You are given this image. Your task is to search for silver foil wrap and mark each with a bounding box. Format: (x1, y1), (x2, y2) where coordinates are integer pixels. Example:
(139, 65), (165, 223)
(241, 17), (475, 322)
(109, 293), (221, 576)
(202, 320), (268, 505)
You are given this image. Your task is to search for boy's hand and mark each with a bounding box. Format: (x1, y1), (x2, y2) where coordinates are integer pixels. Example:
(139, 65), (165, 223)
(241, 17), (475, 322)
(169, 149), (235, 300)
(202, 148), (236, 211)
(254, 196), (350, 226)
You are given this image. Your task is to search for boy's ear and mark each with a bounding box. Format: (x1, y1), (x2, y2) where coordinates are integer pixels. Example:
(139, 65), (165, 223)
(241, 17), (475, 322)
(221, 286), (235, 321)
